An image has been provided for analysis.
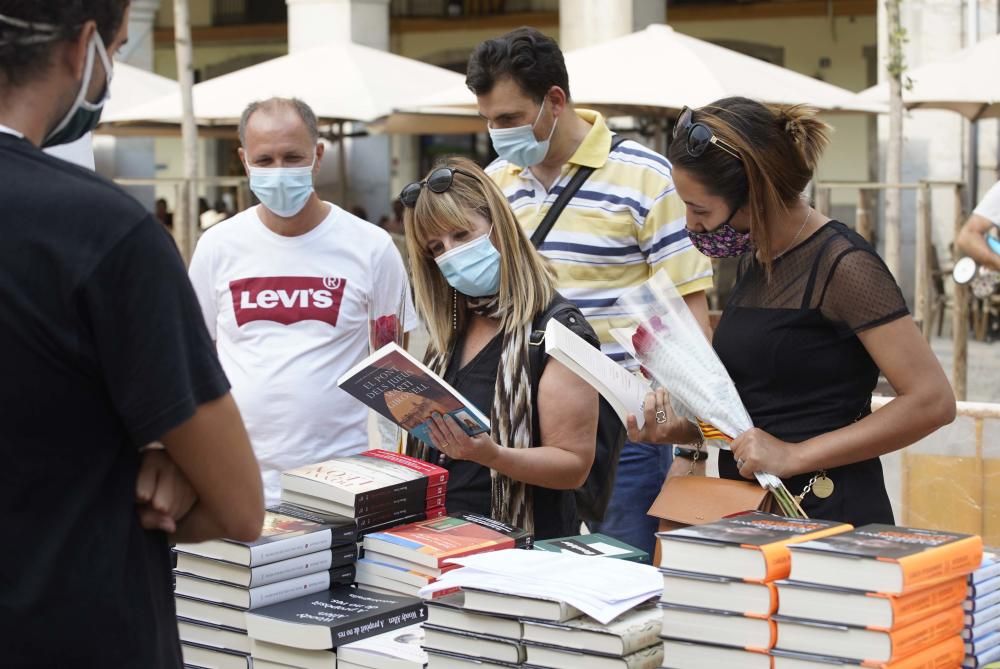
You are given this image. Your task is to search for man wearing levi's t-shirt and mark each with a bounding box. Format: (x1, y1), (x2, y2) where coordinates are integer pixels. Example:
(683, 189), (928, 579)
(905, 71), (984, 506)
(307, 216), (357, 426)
(189, 97), (417, 505)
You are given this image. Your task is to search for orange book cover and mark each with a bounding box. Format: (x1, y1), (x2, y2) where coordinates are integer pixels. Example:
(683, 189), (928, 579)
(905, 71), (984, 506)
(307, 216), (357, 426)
(875, 577), (968, 630)
(861, 635), (965, 668)
(877, 606), (964, 664)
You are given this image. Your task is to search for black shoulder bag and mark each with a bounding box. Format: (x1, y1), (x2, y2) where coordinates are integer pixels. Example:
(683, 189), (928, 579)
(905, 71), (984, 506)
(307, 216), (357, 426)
(527, 135), (629, 524)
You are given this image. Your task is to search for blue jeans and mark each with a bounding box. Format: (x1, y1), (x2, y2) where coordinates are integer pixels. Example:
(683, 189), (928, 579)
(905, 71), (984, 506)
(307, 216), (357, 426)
(589, 441), (672, 558)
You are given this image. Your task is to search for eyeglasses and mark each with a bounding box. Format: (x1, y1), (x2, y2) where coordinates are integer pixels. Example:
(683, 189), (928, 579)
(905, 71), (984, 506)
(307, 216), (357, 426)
(400, 167), (478, 208)
(671, 106), (742, 162)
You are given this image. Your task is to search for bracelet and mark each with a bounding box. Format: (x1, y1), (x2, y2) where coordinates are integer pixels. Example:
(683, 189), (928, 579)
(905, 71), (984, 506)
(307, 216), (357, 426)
(673, 446), (701, 460)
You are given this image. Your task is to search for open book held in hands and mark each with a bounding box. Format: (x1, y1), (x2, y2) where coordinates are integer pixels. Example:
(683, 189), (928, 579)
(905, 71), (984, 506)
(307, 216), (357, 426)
(338, 342), (489, 448)
(544, 317), (649, 429)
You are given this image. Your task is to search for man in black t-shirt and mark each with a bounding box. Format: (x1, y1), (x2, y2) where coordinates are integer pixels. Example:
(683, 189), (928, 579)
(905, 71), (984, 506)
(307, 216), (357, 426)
(0, 3), (265, 667)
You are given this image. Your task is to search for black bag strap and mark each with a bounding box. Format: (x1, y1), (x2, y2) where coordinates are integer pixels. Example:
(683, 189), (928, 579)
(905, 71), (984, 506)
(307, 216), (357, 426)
(529, 134), (629, 248)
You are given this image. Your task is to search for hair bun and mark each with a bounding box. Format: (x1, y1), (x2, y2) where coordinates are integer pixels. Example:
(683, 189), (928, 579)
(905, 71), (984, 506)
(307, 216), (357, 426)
(770, 104), (831, 173)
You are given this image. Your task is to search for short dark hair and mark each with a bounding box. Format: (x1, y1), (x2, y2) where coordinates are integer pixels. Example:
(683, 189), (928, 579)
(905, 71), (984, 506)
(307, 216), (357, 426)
(0, 0), (129, 89)
(239, 97), (320, 146)
(466, 27), (570, 103)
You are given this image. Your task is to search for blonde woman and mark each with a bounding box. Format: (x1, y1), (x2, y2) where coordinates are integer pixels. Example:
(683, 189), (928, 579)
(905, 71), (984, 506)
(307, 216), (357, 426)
(401, 157), (598, 539)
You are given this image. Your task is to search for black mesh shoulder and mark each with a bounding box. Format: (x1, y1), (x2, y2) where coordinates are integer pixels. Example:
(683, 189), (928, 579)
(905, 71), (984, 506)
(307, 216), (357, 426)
(810, 225), (909, 334)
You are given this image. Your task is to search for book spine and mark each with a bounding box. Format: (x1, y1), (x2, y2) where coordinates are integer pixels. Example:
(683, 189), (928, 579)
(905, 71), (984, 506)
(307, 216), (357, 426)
(967, 589), (1000, 612)
(330, 564), (356, 586)
(247, 571), (332, 610)
(899, 535), (984, 593)
(966, 602), (1000, 627)
(971, 561), (1000, 584)
(969, 577), (1000, 598)
(267, 503), (358, 544)
(887, 606), (965, 662)
(964, 612), (1000, 640)
(248, 529), (334, 567)
(355, 507), (429, 531)
(354, 479), (429, 512)
(892, 577), (969, 628)
(248, 551), (335, 588)
(761, 523), (853, 582)
(326, 599), (428, 646)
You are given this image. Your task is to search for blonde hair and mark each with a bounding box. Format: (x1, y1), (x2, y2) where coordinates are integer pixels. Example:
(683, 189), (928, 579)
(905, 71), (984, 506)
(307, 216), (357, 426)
(668, 97), (831, 276)
(402, 157), (556, 355)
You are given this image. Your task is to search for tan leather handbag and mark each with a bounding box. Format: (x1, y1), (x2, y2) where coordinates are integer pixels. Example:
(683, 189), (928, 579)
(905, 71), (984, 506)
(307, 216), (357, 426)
(647, 475), (778, 566)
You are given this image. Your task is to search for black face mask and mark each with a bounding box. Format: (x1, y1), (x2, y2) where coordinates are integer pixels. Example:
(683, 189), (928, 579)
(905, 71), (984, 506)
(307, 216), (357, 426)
(42, 30), (113, 148)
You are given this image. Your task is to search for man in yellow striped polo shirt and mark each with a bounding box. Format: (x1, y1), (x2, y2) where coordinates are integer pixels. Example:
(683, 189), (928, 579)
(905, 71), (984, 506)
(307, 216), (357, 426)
(466, 28), (713, 556)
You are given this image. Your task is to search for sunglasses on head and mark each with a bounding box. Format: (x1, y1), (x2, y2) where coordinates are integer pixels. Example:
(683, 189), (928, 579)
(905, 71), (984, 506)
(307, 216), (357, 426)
(400, 166), (478, 208)
(672, 106), (742, 162)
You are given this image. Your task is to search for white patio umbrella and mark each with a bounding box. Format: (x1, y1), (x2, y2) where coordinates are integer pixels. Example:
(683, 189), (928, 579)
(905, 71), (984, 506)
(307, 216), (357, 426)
(103, 62), (179, 120)
(409, 24), (883, 116)
(854, 33), (1000, 120)
(100, 41), (465, 126)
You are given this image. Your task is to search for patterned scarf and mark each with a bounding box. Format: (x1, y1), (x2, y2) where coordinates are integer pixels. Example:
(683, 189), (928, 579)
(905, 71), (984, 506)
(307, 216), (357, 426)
(407, 292), (535, 533)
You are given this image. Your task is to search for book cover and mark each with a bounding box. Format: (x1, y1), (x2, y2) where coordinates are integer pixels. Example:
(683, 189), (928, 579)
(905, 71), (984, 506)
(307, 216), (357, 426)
(775, 576), (968, 631)
(972, 551), (1000, 584)
(362, 514), (526, 569)
(660, 568), (778, 616)
(971, 576), (1000, 599)
(963, 640), (1000, 667)
(964, 630), (1000, 656)
(790, 524), (984, 594)
(544, 316), (650, 428)
(244, 585), (426, 650)
(337, 342), (490, 447)
(265, 502), (358, 545)
(770, 634), (965, 668)
(773, 606), (964, 663)
(523, 640), (663, 669)
(658, 512), (852, 581)
(662, 639), (772, 669)
(174, 566), (354, 610)
(424, 592), (523, 640)
(534, 533), (648, 564)
(175, 510), (337, 567)
(451, 511), (533, 549)
(337, 622), (427, 669)
(175, 595), (248, 631)
(423, 625), (526, 664)
(967, 602), (1000, 628)
(966, 614), (1000, 642)
(281, 449), (446, 510)
(180, 642), (250, 669)
(175, 547), (353, 588)
(177, 618), (249, 654)
(659, 602), (777, 651)
(520, 603), (661, 656)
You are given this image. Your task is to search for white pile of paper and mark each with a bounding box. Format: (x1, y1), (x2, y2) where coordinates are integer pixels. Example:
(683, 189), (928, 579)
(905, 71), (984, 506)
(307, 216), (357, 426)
(418, 549), (661, 624)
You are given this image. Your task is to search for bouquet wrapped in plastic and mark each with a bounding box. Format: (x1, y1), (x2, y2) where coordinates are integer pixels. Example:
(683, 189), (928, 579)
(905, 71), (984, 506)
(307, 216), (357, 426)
(609, 270), (806, 518)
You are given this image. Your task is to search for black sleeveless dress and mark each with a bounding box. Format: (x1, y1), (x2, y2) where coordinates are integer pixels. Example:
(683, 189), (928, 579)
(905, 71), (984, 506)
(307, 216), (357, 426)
(712, 221), (909, 526)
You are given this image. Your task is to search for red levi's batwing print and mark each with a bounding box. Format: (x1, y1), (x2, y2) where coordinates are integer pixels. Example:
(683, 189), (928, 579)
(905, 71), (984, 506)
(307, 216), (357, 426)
(230, 276), (348, 327)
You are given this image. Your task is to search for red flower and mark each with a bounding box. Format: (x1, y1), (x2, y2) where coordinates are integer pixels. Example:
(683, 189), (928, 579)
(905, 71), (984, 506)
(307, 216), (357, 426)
(632, 316), (667, 380)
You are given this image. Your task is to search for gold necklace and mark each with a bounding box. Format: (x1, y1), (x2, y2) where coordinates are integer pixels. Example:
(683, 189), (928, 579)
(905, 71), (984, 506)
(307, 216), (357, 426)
(775, 206), (813, 259)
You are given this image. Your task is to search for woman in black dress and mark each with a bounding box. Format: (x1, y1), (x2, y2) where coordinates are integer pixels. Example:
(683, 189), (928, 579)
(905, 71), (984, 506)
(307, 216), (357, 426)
(399, 157), (600, 539)
(632, 97), (955, 526)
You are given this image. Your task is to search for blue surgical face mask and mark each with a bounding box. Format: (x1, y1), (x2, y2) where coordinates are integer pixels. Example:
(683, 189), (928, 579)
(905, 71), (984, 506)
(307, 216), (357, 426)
(247, 159), (316, 218)
(42, 30), (113, 148)
(435, 228), (501, 297)
(488, 98), (558, 169)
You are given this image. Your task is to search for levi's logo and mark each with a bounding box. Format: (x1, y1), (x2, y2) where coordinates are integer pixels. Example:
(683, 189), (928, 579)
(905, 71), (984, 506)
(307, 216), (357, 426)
(230, 276), (347, 327)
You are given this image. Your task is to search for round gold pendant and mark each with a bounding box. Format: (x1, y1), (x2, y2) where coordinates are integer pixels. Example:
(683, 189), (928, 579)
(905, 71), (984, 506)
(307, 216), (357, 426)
(812, 475), (835, 499)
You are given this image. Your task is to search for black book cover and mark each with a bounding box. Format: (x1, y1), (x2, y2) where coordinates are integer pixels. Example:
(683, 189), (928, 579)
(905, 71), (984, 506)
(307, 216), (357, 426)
(661, 512), (849, 548)
(267, 503), (358, 545)
(248, 585), (426, 647)
(790, 524), (977, 560)
(452, 511), (533, 549)
(330, 564), (356, 586)
(356, 510), (432, 536)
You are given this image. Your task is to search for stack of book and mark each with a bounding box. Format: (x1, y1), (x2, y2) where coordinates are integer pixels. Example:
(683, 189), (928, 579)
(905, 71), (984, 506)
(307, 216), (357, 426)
(357, 512), (531, 597)
(655, 512), (854, 668)
(174, 508), (358, 669)
(533, 532), (650, 564)
(423, 590), (663, 669)
(423, 591), (527, 668)
(246, 585), (426, 669)
(280, 449), (449, 538)
(768, 524), (983, 668)
(965, 549), (1000, 668)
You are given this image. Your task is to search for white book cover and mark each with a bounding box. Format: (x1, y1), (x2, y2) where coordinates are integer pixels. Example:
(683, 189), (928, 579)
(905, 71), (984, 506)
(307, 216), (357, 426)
(545, 318), (649, 428)
(338, 623), (427, 669)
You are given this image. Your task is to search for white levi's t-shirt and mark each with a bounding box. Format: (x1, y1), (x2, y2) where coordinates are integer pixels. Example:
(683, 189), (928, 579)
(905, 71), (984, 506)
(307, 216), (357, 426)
(973, 180), (1000, 227)
(188, 203), (417, 505)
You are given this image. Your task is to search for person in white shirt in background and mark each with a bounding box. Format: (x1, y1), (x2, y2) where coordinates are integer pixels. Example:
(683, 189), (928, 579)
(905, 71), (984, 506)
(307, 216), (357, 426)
(188, 96), (417, 506)
(957, 180), (1000, 273)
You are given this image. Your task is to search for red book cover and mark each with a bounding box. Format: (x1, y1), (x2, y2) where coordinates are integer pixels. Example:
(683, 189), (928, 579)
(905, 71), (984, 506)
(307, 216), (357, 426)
(363, 515), (524, 569)
(360, 449), (449, 486)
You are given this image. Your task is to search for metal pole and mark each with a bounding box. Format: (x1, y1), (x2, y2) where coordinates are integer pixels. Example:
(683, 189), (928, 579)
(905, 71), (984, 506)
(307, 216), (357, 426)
(173, 0), (199, 263)
(952, 184), (968, 401)
(884, 0), (904, 280)
(915, 183), (932, 340)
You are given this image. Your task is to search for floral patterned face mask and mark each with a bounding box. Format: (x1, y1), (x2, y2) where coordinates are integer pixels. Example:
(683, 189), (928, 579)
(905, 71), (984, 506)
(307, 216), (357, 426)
(686, 208), (752, 258)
